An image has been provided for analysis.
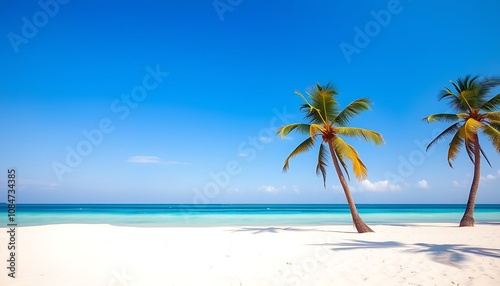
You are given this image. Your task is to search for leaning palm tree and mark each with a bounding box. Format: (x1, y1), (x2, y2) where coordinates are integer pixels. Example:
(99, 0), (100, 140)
(424, 75), (500, 227)
(277, 83), (384, 233)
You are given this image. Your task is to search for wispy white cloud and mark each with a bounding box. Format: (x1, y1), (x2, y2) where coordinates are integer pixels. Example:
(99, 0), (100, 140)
(282, 185), (300, 193)
(417, 180), (429, 189)
(126, 156), (190, 165)
(358, 180), (401, 192)
(258, 185), (299, 193)
(127, 156), (161, 163)
(237, 152), (250, 157)
(453, 173), (498, 186)
(259, 185), (281, 193)
(480, 174), (497, 182)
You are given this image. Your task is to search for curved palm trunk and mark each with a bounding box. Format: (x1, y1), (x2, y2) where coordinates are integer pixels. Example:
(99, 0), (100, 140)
(327, 141), (373, 233)
(459, 138), (481, 227)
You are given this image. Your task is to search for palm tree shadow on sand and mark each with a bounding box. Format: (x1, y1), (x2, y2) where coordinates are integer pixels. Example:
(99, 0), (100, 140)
(313, 240), (500, 267)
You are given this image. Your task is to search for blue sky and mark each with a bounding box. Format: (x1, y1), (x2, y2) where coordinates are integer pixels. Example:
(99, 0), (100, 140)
(1, 0), (499, 204)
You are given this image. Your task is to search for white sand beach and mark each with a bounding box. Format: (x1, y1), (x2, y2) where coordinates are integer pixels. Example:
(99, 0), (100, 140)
(1, 223), (499, 285)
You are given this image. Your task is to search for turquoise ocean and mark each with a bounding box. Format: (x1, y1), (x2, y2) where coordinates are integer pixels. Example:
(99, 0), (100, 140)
(2, 204), (500, 227)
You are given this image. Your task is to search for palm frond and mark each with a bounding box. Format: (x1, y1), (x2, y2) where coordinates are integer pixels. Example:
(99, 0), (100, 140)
(440, 75), (481, 111)
(480, 93), (500, 112)
(462, 140), (491, 168)
(482, 124), (500, 153)
(282, 137), (315, 172)
(459, 76), (500, 109)
(463, 118), (484, 143)
(334, 98), (372, 126)
(426, 122), (461, 151)
(316, 143), (329, 188)
(336, 151), (351, 181)
(297, 90), (325, 125)
(447, 125), (465, 167)
(423, 113), (467, 123)
(464, 141), (492, 168)
(484, 111), (500, 121)
(309, 124), (325, 141)
(439, 88), (465, 112)
(302, 83), (338, 124)
(477, 76), (500, 109)
(332, 136), (367, 180)
(277, 123), (311, 138)
(464, 140), (475, 165)
(487, 120), (500, 131)
(457, 75), (478, 92)
(459, 90), (474, 111)
(335, 127), (384, 145)
(480, 146), (492, 168)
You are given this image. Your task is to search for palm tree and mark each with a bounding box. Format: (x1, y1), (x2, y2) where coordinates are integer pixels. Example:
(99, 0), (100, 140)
(277, 83), (384, 233)
(424, 75), (500, 227)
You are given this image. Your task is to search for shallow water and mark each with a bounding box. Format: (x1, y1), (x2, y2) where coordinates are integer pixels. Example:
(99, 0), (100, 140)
(2, 204), (499, 227)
